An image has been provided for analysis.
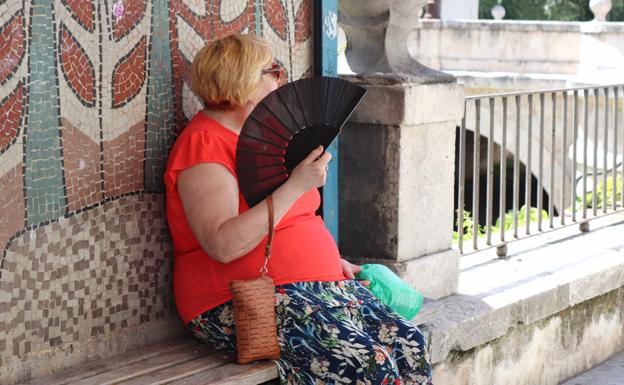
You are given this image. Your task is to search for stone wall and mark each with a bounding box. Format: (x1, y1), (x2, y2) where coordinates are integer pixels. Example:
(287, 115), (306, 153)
(432, 288), (624, 385)
(412, 19), (624, 85)
(0, 1), (313, 383)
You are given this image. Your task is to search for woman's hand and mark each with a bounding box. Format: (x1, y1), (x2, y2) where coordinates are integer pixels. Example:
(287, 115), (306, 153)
(341, 258), (370, 287)
(287, 146), (332, 194)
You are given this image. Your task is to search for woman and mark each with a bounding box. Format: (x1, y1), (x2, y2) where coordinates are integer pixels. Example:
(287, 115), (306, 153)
(164, 34), (433, 385)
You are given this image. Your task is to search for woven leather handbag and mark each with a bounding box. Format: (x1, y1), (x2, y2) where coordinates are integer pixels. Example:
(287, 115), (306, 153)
(229, 194), (281, 364)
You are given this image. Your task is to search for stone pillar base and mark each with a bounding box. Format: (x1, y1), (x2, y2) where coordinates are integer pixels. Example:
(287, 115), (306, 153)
(339, 73), (464, 299)
(392, 249), (459, 299)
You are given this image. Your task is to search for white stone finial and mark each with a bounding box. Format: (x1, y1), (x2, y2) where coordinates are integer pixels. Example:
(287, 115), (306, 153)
(589, 0), (612, 22)
(491, 4), (505, 20)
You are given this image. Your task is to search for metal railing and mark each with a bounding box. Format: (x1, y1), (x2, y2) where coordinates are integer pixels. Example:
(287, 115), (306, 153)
(456, 84), (624, 256)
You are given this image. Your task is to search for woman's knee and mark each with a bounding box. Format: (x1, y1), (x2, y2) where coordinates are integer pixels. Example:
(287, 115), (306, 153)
(332, 334), (402, 382)
(376, 320), (432, 382)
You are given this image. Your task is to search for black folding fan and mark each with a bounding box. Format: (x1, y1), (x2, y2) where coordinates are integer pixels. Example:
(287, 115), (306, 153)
(236, 76), (367, 207)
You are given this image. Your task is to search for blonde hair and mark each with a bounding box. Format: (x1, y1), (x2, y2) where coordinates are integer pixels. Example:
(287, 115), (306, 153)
(191, 34), (273, 110)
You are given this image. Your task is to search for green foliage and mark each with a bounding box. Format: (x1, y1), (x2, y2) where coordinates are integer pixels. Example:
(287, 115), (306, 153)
(455, 175), (624, 243)
(454, 205), (548, 241)
(453, 209), (484, 240)
(479, 0), (624, 21)
(493, 205), (547, 232)
(609, 1), (624, 21)
(575, 174), (623, 210)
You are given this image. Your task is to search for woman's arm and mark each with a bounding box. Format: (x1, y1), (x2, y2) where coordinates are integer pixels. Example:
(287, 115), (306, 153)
(177, 145), (331, 264)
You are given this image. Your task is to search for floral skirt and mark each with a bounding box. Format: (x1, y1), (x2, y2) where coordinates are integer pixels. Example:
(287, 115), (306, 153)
(187, 280), (433, 385)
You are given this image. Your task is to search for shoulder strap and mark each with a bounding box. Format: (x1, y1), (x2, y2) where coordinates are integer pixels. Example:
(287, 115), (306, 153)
(261, 195), (275, 274)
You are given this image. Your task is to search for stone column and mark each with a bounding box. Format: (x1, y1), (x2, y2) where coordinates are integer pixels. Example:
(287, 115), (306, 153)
(339, 73), (464, 299)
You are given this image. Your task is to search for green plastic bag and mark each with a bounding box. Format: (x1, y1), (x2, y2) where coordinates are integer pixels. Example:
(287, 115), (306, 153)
(356, 264), (423, 320)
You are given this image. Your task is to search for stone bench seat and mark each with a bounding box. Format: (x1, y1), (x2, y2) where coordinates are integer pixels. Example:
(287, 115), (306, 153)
(22, 336), (279, 385)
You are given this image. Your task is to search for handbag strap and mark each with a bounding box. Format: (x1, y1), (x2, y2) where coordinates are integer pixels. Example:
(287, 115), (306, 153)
(261, 194), (275, 274)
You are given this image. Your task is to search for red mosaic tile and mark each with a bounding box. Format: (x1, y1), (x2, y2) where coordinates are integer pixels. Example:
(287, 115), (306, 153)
(0, 164), (25, 249)
(61, 0), (95, 32)
(0, 13), (25, 85)
(263, 0), (287, 40)
(0, 81), (23, 152)
(294, 0), (311, 43)
(112, 0), (146, 41)
(112, 37), (146, 108)
(61, 117), (103, 212)
(102, 121), (145, 198)
(59, 24), (95, 107)
(212, 0), (255, 39)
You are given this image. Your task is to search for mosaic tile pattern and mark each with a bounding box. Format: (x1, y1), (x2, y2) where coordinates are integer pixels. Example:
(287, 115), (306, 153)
(102, 121), (145, 198)
(59, 22), (95, 107)
(0, 11), (24, 87)
(0, 81), (23, 152)
(61, 117), (103, 212)
(144, 0), (175, 192)
(60, 0), (95, 32)
(25, 0), (65, 226)
(0, 0), (313, 381)
(112, 0), (146, 41)
(0, 1), (26, 252)
(111, 37), (147, 109)
(0, 195), (175, 358)
(0, 164), (25, 251)
(57, 0), (152, 206)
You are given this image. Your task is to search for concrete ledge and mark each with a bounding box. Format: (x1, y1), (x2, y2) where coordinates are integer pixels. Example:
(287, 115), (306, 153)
(341, 74), (464, 126)
(411, 19), (624, 79)
(420, 19), (624, 33)
(431, 289), (624, 385)
(414, 215), (624, 367)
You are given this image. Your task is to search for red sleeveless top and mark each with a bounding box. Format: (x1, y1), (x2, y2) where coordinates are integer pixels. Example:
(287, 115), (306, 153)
(164, 112), (346, 323)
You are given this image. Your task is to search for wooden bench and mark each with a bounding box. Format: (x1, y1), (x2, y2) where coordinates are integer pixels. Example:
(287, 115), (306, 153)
(23, 336), (279, 385)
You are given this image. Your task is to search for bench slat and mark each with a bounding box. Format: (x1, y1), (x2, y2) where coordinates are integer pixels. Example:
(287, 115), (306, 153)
(71, 343), (218, 385)
(22, 336), (278, 385)
(117, 353), (241, 385)
(165, 360), (278, 385)
(24, 336), (201, 385)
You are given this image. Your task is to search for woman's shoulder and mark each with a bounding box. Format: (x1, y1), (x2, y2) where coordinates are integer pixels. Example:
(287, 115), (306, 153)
(180, 112), (237, 142)
(164, 112), (238, 186)
(171, 113), (237, 156)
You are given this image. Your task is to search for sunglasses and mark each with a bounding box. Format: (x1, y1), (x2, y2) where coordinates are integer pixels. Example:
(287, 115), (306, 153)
(261, 63), (282, 80)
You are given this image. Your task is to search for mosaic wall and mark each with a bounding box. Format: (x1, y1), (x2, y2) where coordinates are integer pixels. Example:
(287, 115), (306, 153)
(0, 0), (312, 382)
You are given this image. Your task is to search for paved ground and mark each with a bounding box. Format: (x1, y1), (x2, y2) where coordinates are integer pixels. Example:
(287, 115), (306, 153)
(560, 349), (624, 385)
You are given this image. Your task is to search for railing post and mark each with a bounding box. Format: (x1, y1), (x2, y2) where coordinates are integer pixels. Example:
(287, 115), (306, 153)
(338, 73), (464, 299)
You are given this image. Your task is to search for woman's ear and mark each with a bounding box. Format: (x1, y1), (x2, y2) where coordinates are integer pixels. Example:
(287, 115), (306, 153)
(245, 99), (257, 112)
(246, 87), (263, 109)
